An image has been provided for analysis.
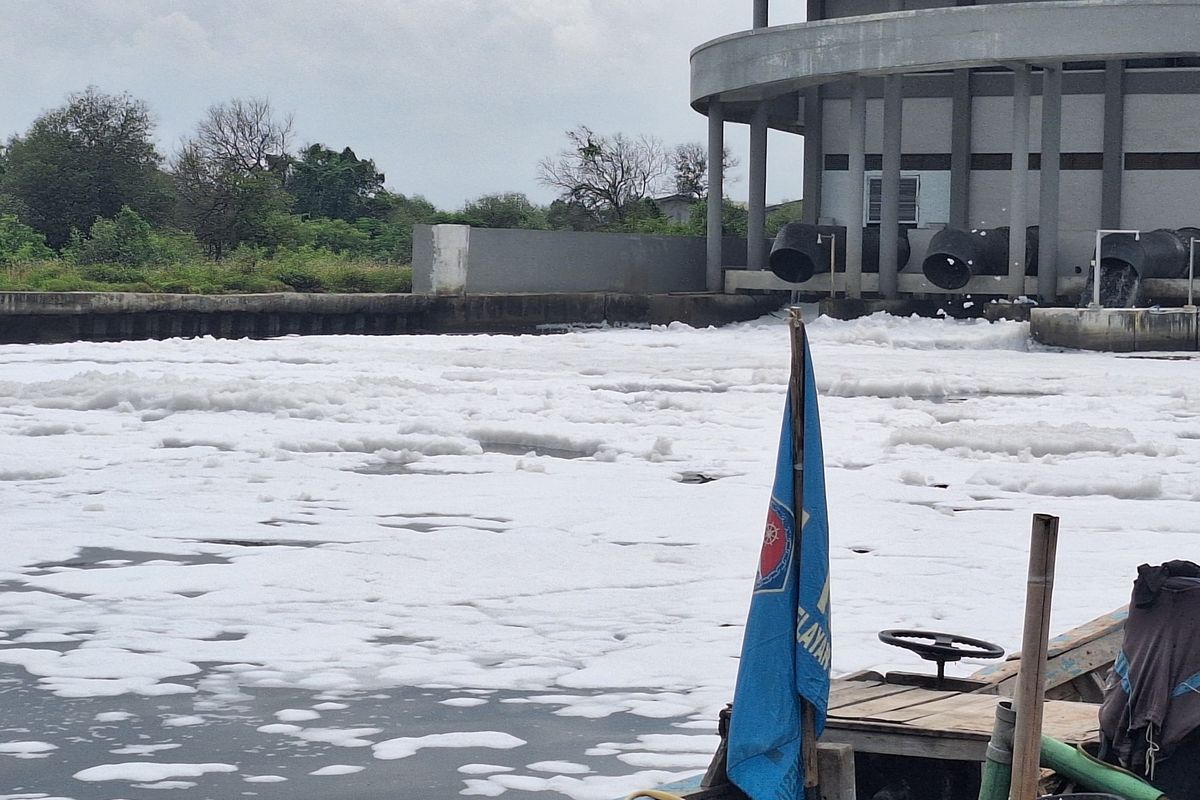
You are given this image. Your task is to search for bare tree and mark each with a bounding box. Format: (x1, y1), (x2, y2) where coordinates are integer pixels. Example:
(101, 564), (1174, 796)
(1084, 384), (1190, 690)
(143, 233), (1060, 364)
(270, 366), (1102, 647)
(172, 98), (293, 257)
(188, 98), (293, 177)
(537, 126), (669, 224)
(672, 141), (739, 200)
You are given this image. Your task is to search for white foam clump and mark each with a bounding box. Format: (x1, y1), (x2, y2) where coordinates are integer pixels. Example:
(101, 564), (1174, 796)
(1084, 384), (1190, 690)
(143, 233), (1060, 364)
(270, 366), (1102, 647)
(458, 763), (515, 775)
(309, 764), (365, 776)
(73, 762), (238, 782)
(441, 697), (489, 708)
(462, 769), (694, 800)
(597, 733), (720, 768)
(162, 715), (205, 727)
(0, 467), (63, 481)
(891, 421), (1166, 458)
(527, 760), (590, 774)
(809, 312), (1030, 351)
(0, 648), (198, 699)
(110, 743), (182, 755)
(527, 693), (696, 720)
(244, 775), (288, 783)
(275, 708), (320, 722)
(373, 731), (526, 760)
(969, 464), (1164, 500)
(294, 728), (381, 747)
(0, 741), (58, 759)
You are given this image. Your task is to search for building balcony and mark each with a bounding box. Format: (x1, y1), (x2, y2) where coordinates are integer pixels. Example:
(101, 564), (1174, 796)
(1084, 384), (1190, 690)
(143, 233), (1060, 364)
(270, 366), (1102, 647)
(691, 0), (1200, 128)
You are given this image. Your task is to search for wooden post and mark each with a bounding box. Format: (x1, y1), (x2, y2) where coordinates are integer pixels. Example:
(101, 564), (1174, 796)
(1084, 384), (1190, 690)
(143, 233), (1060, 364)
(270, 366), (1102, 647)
(817, 743), (856, 800)
(788, 308), (822, 794)
(1009, 514), (1059, 800)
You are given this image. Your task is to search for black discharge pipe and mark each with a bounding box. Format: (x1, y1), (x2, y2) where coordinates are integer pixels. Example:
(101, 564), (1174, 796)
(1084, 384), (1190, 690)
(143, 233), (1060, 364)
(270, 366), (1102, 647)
(769, 223), (910, 283)
(1091, 227), (1200, 307)
(922, 226), (1039, 290)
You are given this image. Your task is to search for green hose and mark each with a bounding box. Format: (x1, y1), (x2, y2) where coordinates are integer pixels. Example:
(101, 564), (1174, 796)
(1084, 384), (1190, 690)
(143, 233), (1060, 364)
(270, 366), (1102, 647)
(977, 700), (1016, 800)
(978, 757), (1012, 800)
(1039, 735), (1165, 800)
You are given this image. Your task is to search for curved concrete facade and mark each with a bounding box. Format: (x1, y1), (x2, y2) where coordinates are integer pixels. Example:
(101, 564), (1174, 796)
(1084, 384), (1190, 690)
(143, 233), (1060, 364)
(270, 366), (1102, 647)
(693, 0), (1200, 303)
(692, 1), (1200, 115)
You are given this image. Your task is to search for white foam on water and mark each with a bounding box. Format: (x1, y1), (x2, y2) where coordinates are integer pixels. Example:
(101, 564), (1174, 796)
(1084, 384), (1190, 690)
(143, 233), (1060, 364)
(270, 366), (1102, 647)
(373, 731), (526, 760)
(308, 764), (365, 776)
(2, 315), (1197, 787)
(72, 762), (237, 782)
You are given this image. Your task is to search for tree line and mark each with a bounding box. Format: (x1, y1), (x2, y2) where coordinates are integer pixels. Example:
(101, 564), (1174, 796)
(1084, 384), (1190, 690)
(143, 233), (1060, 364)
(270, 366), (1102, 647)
(0, 87), (799, 293)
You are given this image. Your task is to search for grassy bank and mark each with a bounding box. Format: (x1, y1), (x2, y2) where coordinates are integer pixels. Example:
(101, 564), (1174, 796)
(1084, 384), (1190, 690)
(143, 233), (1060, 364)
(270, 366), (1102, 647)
(0, 256), (412, 295)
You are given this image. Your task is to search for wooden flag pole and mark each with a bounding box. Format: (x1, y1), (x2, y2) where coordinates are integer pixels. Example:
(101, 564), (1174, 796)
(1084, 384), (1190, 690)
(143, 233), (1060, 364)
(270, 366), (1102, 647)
(1009, 513), (1060, 800)
(788, 307), (821, 795)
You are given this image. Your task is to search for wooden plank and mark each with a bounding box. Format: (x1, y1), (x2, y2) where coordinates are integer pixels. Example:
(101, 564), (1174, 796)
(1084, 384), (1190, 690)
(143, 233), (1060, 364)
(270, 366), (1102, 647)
(901, 698), (1100, 745)
(990, 629), (1123, 696)
(1040, 699), (1102, 744)
(868, 692), (1000, 724)
(973, 607), (1126, 687)
(828, 680), (915, 711)
(823, 721), (985, 761)
(907, 700), (1010, 735)
(828, 687), (951, 719)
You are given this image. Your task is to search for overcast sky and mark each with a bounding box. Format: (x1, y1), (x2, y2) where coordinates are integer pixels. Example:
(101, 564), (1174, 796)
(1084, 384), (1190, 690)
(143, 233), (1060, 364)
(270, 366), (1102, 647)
(0, 1), (809, 211)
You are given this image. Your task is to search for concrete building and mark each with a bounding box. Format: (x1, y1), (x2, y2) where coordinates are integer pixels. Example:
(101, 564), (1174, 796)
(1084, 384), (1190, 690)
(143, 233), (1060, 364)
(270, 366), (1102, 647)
(692, 0), (1200, 303)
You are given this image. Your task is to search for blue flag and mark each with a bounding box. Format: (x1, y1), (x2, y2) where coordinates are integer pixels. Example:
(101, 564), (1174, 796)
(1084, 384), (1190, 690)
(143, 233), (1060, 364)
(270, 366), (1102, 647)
(727, 333), (831, 800)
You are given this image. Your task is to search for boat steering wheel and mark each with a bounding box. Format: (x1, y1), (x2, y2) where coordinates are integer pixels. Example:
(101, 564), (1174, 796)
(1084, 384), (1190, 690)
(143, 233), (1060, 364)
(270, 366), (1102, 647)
(878, 629), (1005, 686)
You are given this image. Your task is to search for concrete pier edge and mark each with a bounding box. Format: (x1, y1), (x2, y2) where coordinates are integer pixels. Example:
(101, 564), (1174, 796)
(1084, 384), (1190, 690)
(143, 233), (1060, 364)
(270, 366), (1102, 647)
(1030, 307), (1200, 351)
(0, 291), (787, 345)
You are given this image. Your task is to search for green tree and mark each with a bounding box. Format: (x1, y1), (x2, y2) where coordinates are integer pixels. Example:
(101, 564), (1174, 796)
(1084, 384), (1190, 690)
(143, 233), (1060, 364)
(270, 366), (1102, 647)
(350, 192), (439, 262)
(766, 200), (804, 237)
(447, 192), (547, 229)
(545, 199), (601, 232)
(0, 214), (54, 264)
(0, 87), (171, 248)
(304, 217), (372, 254)
(685, 198), (748, 238)
(287, 144), (386, 222)
(65, 206), (202, 267)
(173, 98), (293, 258)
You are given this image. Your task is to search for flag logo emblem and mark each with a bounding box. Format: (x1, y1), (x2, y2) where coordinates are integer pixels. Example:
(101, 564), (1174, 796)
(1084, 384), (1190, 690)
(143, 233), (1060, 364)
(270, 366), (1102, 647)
(755, 498), (794, 594)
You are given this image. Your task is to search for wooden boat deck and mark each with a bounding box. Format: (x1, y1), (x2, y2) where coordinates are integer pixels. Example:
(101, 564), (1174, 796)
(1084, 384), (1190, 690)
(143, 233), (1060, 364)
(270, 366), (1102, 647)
(823, 679), (1101, 761)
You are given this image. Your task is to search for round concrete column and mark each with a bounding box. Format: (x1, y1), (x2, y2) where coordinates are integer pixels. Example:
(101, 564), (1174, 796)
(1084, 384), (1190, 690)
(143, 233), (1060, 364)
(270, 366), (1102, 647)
(1008, 63), (1031, 299)
(707, 100), (725, 291)
(1037, 64), (1063, 302)
(879, 74), (903, 298)
(846, 79), (867, 299)
(748, 102), (769, 270)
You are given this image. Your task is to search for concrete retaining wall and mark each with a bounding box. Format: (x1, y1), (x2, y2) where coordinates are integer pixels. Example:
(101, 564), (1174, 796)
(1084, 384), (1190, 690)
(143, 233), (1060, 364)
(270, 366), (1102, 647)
(1030, 306), (1199, 351)
(413, 225), (748, 294)
(0, 291), (785, 345)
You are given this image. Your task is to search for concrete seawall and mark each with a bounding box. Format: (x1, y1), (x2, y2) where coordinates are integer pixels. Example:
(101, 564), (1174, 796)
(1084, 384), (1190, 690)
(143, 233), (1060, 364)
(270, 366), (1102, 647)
(0, 292), (786, 344)
(1030, 307), (1199, 351)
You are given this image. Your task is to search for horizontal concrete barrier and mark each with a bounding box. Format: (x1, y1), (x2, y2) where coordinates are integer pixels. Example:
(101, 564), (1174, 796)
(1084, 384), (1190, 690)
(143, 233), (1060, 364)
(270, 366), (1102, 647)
(1030, 307), (1199, 351)
(0, 292), (786, 345)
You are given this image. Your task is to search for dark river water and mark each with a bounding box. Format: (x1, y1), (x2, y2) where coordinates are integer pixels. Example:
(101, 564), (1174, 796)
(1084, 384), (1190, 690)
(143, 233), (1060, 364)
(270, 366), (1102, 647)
(0, 666), (707, 800)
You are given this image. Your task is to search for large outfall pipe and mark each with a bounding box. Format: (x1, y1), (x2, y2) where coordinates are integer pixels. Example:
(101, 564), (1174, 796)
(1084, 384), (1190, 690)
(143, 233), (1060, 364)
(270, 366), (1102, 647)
(1098, 227), (1200, 280)
(1091, 227), (1200, 306)
(922, 226), (1040, 290)
(769, 223), (911, 283)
